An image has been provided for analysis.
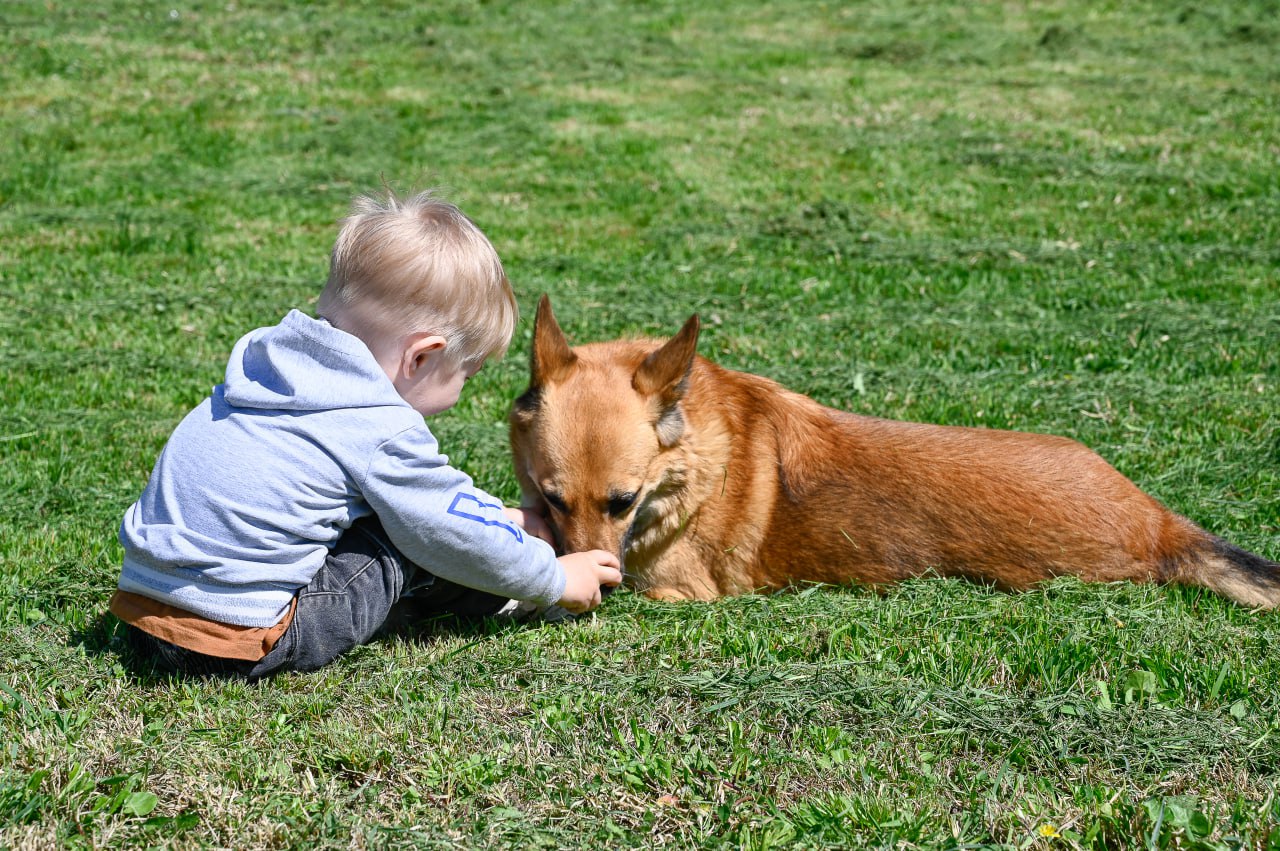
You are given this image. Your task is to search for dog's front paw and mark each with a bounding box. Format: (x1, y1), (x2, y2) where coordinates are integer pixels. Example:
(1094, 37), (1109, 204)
(643, 586), (693, 602)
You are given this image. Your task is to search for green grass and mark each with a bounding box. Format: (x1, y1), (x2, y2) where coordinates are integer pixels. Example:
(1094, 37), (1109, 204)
(2, 0), (1278, 847)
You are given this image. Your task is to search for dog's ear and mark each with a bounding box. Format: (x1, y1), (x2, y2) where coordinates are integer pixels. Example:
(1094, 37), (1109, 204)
(633, 314), (699, 447)
(530, 294), (577, 387)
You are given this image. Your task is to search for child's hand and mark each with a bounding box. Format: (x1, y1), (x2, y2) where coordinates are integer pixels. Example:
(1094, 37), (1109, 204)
(556, 550), (623, 614)
(503, 506), (556, 547)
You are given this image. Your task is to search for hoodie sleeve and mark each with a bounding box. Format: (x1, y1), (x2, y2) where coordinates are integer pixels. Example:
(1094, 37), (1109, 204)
(359, 425), (567, 606)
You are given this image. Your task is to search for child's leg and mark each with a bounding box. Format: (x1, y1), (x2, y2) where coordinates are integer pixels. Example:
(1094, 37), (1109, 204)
(247, 515), (519, 678)
(394, 570), (513, 619)
(247, 515), (415, 677)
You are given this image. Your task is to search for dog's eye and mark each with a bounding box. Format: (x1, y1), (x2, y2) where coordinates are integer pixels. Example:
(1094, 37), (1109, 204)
(542, 491), (569, 513)
(606, 492), (637, 517)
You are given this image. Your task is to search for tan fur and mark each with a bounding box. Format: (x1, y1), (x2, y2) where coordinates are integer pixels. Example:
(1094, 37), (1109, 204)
(509, 297), (1280, 608)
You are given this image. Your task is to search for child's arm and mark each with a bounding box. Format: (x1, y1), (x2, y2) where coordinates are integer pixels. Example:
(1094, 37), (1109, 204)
(363, 427), (570, 606)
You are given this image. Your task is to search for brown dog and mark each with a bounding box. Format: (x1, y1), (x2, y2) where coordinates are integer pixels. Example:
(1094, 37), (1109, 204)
(509, 296), (1279, 606)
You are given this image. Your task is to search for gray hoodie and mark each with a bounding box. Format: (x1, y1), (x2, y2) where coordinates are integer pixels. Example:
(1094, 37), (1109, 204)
(118, 310), (565, 627)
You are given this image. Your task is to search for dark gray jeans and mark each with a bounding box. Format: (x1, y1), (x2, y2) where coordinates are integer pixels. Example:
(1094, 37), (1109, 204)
(125, 516), (509, 679)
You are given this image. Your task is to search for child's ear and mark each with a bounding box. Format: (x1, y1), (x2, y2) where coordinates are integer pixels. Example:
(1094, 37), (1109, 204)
(402, 334), (448, 378)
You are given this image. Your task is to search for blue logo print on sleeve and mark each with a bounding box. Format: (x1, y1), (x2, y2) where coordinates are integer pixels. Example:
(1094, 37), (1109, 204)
(446, 493), (524, 542)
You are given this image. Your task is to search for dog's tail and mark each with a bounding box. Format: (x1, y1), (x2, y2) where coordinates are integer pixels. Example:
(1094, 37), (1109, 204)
(1167, 535), (1280, 608)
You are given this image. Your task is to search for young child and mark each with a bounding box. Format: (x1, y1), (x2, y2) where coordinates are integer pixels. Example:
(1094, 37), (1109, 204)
(111, 189), (621, 678)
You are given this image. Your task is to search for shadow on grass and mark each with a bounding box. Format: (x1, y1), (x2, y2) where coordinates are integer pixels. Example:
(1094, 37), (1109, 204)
(69, 604), (565, 686)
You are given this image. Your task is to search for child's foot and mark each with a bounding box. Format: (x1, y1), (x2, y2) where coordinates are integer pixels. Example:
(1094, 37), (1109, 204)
(492, 598), (537, 619)
(526, 603), (579, 624)
(491, 599), (580, 624)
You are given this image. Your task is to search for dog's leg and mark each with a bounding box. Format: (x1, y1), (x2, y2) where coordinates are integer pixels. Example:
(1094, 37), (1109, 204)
(643, 586), (694, 602)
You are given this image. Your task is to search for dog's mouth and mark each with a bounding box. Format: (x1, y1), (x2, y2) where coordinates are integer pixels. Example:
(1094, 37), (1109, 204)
(604, 521), (642, 596)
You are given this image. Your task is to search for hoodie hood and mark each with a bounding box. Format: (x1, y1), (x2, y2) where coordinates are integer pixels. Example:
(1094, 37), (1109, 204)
(222, 310), (407, 412)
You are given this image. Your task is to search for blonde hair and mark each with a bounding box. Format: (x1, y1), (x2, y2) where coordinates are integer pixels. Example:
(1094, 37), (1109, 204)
(317, 189), (517, 365)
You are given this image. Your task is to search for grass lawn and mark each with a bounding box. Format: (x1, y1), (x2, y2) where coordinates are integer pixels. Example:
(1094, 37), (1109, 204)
(2, 0), (1278, 847)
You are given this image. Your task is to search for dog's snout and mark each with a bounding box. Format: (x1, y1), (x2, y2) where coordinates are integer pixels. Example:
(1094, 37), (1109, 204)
(554, 511), (625, 563)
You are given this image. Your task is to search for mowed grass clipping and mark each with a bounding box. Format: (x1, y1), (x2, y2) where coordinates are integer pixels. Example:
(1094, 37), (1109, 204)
(1, 0), (1278, 848)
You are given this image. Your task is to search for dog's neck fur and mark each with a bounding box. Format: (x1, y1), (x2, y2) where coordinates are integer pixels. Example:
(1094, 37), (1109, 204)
(624, 357), (809, 598)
